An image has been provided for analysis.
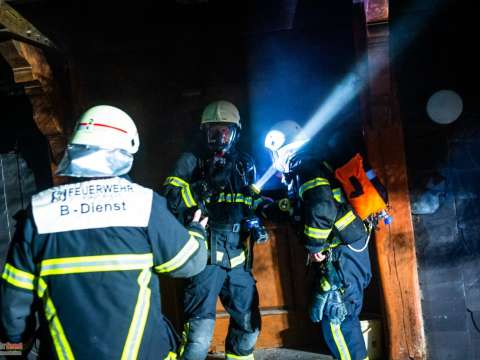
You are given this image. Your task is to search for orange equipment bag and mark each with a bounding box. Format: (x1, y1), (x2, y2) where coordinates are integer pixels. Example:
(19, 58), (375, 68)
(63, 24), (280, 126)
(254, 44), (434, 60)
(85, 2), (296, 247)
(334, 153), (386, 220)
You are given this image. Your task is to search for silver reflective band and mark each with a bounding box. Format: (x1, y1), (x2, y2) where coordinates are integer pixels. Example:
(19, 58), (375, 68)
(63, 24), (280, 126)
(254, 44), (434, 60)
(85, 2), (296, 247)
(56, 144), (133, 177)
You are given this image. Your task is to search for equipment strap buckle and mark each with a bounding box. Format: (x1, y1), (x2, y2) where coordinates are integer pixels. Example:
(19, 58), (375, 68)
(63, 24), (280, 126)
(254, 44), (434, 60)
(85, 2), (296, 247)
(232, 223), (241, 233)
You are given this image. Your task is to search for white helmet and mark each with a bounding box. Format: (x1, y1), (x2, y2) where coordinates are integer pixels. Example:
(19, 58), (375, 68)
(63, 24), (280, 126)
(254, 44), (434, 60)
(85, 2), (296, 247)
(264, 120), (310, 173)
(71, 105), (139, 154)
(200, 100), (241, 154)
(201, 100), (241, 129)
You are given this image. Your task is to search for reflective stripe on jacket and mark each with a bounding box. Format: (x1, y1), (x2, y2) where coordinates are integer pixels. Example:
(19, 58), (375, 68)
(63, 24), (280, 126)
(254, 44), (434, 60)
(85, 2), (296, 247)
(0, 177), (207, 360)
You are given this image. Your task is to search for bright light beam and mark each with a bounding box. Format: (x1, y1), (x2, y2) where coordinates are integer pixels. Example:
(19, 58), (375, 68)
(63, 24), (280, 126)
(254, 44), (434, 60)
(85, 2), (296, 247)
(254, 164), (277, 191)
(296, 71), (363, 141)
(253, 69), (366, 191)
(254, 0), (448, 192)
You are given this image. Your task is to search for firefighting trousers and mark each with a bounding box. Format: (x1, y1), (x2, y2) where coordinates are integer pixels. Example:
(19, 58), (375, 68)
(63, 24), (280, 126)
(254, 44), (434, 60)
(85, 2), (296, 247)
(180, 264), (260, 360)
(321, 308), (367, 360)
(321, 238), (371, 360)
(321, 260), (368, 359)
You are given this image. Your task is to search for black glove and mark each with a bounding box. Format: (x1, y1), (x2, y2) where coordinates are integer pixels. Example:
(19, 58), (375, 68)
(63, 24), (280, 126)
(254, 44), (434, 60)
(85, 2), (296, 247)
(309, 291), (329, 323)
(252, 225), (268, 244)
(186, 221), (208, 240)
(243, 217), (269, 244)
(324, 290), (348, 324)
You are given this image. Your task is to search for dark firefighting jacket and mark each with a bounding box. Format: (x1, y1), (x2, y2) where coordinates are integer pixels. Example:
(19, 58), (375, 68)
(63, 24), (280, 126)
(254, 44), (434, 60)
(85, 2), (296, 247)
(287, 153), (371, 298)
(287, 154), (366, 252)
(0, 176), (208, 360)
(163, 148), (261, 269)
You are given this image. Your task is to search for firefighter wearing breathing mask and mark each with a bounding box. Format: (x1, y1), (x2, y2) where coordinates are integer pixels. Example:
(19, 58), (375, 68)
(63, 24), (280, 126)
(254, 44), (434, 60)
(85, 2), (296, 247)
(0, 105), (209, 360)
(163, 100), (268, 360)
(263, 120), (371, 360)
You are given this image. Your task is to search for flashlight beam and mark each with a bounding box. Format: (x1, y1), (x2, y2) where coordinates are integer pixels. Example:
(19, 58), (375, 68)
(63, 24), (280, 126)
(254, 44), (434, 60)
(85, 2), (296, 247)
(254, 165), (277, 191)
(297, 72), (363, 141)
(255, 0), (446, 192)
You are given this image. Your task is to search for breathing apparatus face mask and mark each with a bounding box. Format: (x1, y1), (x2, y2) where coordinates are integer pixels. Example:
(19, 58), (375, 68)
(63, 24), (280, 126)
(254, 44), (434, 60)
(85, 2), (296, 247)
(204, 123), (238, 154)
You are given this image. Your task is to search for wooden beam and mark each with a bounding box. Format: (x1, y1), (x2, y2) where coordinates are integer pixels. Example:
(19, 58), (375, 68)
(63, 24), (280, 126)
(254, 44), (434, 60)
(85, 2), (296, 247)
(0, 39), (67, 184)
(0, 1), (57, 49)
(0, 39), (35, 83)
(362, 20), (427, 360)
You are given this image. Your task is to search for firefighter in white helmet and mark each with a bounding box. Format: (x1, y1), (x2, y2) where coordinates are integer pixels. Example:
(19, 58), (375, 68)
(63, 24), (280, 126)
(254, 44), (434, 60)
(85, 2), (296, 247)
(264, 120), (372, 360)
(163, 100), (268, 360)
(0, 105), (208, 359)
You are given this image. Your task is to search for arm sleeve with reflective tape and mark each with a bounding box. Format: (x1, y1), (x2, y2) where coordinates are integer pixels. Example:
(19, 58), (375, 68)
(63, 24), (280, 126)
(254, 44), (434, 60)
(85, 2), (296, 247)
(299, 167), (338, 254)
(162, 152), (200, 220)
(148, 193), (207, 278)
(0, 213), (38, 342)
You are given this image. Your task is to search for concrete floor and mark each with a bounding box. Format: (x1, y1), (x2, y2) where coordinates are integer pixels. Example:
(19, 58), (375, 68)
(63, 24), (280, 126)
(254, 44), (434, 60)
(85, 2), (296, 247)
(206, 348), (333, 359)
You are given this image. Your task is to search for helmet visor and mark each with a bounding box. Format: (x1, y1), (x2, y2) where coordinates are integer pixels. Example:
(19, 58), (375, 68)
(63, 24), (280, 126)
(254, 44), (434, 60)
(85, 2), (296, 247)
(205, 123), (237, 153)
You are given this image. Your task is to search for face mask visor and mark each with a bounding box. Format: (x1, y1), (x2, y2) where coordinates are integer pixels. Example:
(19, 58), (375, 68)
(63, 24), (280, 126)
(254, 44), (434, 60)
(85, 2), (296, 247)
(205, 123), (237, 153)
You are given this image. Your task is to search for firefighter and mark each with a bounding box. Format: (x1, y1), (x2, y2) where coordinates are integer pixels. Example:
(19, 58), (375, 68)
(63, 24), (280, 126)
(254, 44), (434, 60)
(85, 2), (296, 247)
(163, 100), (268, 360)
(0, 105), (209, 360)
(263, 120), (371, 360)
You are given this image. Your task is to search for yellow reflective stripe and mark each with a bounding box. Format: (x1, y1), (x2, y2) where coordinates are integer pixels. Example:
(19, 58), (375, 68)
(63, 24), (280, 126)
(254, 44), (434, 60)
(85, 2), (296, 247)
(164, 352), (177, 360)
(37, 277), (48, 298)
(226, 353), (254, 360)
(178, 322), (190, 357)
(330, 322), (351, 360)
(230, 251), (246, 268)
(164, 176), (197, 208)
(335, 211), (356, 231)
(329, 240), (342, 249)
(37, 279), (74, 360)
(299, 177), (330, 199)
(40, 254), (153, 276)
(181, 187), (197, 208)
(155, 236), (199, 273)
(49, 300), (75, 360)
(216, 251), (224, 262)
(304, 225), (332, 239)
(332, 188), (345, 203)
(213, 193), (252, 206)
(2, 263), (35, 290)
(320, 276), (332, 292)
(121, 268), (152, 360)
(164, 176), (189, 187)
(188, 230), (204, 240)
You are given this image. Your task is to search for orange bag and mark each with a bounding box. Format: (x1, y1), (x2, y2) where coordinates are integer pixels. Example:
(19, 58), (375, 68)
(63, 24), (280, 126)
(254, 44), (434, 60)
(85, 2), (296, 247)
(334, 153), (386, 220)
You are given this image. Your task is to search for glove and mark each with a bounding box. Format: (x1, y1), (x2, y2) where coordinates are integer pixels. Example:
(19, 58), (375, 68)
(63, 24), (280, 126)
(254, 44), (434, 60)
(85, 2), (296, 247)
(186, 220), (208, 240)
(186, 210), (209, 250)
(252, 225), (269, 244)
(324, 290), (348, 325)
(243, 217), (269, 244)
(309, 291), (329, 323)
